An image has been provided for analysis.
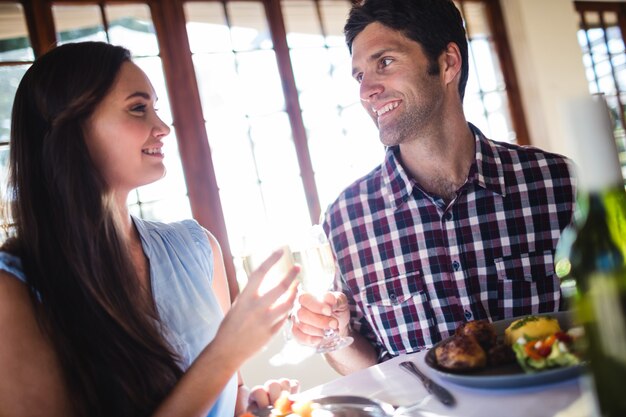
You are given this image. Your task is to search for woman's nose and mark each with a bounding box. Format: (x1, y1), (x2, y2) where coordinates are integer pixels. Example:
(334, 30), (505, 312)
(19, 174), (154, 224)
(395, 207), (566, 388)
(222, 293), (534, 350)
(153, 114), (171, 138)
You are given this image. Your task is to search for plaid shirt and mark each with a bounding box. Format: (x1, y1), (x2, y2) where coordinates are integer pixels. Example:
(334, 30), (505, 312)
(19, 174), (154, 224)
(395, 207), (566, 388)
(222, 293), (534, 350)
(323, 124), (575, 360)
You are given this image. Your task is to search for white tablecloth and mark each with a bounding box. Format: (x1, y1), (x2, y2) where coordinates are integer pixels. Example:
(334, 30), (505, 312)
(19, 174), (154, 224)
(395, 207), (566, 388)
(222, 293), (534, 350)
(296, 351), (589, 417)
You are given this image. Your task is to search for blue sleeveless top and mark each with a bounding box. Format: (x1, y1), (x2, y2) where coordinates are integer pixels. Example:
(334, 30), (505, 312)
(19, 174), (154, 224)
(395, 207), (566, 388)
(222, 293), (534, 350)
(0, 217), (237, 417)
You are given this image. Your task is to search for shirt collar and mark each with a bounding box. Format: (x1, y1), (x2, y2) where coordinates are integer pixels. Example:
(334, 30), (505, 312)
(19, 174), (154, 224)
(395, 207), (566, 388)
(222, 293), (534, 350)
(381, 123), (507, 210)
(470, 123), (507, 198)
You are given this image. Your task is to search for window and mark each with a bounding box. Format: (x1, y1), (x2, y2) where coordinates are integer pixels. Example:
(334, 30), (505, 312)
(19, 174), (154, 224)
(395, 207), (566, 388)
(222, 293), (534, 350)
(0, 2), (33, 196)
(184, 2), (313, 267)
(574, 1), (626, 180)
(457, 0), (525, 144)
(1, 0), (529, 296)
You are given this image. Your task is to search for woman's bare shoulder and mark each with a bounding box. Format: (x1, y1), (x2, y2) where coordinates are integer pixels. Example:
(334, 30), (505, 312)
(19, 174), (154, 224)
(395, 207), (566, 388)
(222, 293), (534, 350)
(0, 269), (35, 320)
(0, 271), (74, 416)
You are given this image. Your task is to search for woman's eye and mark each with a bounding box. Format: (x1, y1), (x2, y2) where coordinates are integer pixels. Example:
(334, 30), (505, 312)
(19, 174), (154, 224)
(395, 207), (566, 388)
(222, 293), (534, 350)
(130, 104), (147, 113)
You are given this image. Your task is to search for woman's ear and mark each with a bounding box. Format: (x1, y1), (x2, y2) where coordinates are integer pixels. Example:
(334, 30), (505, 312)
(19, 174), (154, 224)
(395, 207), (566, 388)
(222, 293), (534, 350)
(440, 42), (463, 87)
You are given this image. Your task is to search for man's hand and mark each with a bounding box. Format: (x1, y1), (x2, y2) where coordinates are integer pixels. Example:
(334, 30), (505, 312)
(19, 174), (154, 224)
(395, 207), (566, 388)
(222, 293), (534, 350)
(291, 291), (351, 346)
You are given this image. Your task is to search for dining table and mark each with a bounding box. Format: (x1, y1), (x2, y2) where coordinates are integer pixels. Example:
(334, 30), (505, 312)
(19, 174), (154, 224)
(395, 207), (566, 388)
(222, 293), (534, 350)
(291, 349), (593, 417)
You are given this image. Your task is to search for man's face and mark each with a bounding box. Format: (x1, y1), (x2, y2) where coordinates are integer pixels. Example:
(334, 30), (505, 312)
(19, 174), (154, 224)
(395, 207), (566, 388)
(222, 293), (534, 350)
(351, 22), (444, 147)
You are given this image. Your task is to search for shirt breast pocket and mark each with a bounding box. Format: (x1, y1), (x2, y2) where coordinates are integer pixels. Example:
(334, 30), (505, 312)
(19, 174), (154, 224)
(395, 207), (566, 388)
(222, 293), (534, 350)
(494, 250), (555, 282)
(492, 250), (560, 314)
(358, 271), (434, 354)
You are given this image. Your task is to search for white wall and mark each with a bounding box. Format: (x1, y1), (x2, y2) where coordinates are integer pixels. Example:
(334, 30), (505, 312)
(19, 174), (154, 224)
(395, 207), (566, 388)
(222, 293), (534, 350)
(500, 0), (590, 156)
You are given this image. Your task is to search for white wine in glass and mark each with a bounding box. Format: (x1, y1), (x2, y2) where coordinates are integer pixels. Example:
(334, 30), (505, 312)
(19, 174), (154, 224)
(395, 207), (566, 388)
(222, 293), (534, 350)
(295, 225), (354, 353)
(241, 246), (316, 365)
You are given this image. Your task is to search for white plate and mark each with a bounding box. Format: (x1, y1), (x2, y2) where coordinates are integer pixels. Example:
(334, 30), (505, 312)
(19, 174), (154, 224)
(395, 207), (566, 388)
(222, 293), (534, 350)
(423, 311), (585, 389)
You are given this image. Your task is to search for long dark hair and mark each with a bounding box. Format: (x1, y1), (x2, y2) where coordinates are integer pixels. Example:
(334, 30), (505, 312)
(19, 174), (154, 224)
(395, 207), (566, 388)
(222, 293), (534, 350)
(344, 0), (469, 100)
(4, 42), (182, 417)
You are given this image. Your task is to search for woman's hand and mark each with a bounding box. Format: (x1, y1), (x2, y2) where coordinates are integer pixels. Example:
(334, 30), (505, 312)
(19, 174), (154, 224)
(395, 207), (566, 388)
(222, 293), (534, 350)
(247, 378), (300, 411)
(216, 249), (299, 363)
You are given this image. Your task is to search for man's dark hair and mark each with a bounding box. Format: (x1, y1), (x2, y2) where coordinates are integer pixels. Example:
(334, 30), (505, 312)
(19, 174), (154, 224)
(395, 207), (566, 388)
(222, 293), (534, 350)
(345, 0), (469, 100)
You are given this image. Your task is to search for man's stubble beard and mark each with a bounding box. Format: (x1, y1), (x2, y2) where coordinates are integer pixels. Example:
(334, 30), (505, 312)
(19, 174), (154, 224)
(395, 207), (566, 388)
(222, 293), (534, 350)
(378, 100), (436, 148)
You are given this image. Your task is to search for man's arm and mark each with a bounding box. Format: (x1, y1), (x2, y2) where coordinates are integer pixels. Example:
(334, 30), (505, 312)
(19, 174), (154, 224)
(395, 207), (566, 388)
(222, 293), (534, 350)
(323, 328), (378, 375)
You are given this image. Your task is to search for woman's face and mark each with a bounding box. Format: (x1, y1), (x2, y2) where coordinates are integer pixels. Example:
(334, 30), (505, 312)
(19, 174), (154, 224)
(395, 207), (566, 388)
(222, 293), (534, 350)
(84, 61), (170, 195)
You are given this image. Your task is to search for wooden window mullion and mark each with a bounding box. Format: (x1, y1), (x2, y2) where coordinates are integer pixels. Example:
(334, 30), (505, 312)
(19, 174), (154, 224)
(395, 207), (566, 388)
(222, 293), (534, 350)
(21, 0), (57, 57)
(264, 0), (321, 224)
(486, 0), (530, 145)
(150, 0), (238, 300)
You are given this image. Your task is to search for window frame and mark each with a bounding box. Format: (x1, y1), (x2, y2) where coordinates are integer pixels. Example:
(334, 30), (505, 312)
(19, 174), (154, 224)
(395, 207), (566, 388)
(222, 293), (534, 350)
(5, 0), (530, 301)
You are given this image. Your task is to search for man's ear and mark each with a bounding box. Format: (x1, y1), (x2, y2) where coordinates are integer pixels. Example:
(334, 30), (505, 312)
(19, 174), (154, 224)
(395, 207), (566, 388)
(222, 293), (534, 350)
(440, 42), (462, 87)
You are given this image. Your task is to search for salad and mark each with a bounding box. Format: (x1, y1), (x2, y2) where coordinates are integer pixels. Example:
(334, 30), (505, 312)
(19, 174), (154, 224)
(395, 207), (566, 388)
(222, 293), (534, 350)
(512, 330), (581, 372)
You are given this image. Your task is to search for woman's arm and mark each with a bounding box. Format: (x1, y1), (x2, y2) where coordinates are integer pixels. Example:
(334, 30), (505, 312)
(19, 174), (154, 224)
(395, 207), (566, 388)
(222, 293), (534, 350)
(0, 236), (297, 417)
(0, 272), (73, 417)
(206, 233), (299, 416)
(153, 232), (299, 417)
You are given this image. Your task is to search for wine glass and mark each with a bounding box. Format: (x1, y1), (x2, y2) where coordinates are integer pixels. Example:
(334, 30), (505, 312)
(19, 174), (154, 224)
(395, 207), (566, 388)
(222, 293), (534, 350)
(241, 245), (317, 365)
(294, 225), (353, 353)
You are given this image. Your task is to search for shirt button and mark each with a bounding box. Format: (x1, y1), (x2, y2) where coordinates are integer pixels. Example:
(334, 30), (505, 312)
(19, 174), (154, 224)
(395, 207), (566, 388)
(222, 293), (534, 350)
(464, 310), (473, 320)
(389, 292), (399, 305)
(444, 212), (453, 221)
(452, 260), (460, 271)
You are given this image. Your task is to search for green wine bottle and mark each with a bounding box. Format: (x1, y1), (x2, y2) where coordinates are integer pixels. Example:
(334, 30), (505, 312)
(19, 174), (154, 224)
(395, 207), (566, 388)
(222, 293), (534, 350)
(557, 95), (626, 417)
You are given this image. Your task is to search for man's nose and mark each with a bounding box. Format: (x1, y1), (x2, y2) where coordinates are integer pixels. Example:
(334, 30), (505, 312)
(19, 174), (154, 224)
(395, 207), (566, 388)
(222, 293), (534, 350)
(359, 74), (384, 103)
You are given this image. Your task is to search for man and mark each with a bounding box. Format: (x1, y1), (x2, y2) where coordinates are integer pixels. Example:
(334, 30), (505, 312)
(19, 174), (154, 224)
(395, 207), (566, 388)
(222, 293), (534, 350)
(291, 0), (575, 375)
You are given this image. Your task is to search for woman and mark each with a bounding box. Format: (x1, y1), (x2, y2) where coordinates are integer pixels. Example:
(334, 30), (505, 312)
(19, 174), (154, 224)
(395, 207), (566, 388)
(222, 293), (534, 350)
(0, 41), (299, 417)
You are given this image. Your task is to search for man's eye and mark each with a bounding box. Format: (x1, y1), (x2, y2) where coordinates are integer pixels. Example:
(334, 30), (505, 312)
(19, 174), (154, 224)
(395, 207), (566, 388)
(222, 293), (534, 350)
(381, 57), (393, 67)
(355, 73), (364, 83)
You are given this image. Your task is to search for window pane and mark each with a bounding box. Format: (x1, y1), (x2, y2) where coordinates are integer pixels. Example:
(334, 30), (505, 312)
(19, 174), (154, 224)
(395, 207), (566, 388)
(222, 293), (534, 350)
(227, 2), (272, 51)
(0, 64), (29, 144)
(459, 1), (490, 38)
(328, 46), (357, 107)
(208, 119), (258, 189)
(106, 4), (159, 56)
(129, 197), (193, 223)
(186, 1), (310, 271)
(53, 5), (107, 43)
(485, 91), (514, 142)
(319, 0), (352, 47)
(0, 3), (34, 61)
(219, 184), (266, 255)
(469, 38), (503, 93)
(184, 2), (231, 53)
(283, 0), (325, 48)
(456, 0), (515, 143)
(286, 0), (382, 211)
(249, 112), (300, 179)
(193, 52), (243, 121)
(290, 48), (332, 93)
(236, 50), (285, 115)
(607, 24), (624, 55)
